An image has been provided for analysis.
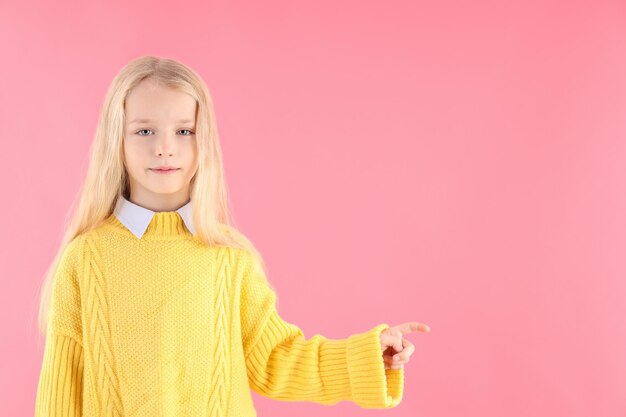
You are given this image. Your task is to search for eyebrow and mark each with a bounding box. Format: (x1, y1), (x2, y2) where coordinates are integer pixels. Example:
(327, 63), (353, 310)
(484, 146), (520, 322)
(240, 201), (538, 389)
(128, 118), (195, 125)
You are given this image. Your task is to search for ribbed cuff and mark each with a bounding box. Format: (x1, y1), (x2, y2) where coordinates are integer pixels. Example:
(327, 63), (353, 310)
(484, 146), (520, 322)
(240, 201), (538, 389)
(35, 332), (84, 416)
(346, 323), (404, 408)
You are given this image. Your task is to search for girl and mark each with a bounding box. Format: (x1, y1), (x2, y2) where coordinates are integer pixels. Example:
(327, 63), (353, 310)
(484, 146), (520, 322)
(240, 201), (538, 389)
(35, 55), (430, 416)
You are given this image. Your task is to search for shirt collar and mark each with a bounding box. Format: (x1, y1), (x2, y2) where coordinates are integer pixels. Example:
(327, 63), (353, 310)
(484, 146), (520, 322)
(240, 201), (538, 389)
(113, 195), (196, 239)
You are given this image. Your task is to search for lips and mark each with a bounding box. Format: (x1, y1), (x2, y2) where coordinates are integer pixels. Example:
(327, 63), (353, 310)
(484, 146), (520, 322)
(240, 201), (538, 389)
(149, 167), (180, 175)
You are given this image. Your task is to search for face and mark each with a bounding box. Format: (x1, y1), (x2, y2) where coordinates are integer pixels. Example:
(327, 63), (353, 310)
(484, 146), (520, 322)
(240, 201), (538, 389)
(123, 78), (199, 211)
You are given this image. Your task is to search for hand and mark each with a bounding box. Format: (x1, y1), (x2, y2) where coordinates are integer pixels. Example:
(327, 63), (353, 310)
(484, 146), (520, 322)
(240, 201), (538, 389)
(380, 322), (430, 370)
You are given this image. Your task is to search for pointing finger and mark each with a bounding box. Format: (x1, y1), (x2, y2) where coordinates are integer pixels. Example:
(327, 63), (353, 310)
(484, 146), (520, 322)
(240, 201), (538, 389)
(398, 321), (430, 335)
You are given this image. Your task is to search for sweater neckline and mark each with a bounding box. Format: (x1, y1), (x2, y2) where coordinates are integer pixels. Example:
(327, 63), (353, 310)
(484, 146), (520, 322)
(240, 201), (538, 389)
(104, 211), (193, 239)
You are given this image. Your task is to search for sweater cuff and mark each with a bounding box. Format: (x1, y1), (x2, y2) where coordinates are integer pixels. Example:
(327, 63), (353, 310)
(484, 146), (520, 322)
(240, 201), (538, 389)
(346, 323), (404, 408)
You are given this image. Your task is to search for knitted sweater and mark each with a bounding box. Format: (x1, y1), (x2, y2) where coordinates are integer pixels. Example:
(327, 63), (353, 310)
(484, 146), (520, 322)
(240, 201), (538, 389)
(35, 211), (404, 416)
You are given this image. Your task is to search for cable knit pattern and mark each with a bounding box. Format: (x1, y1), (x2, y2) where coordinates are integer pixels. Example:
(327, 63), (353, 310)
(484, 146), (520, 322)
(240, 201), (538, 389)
(35, 212), (404, 416)
(84, 234), (125, 416)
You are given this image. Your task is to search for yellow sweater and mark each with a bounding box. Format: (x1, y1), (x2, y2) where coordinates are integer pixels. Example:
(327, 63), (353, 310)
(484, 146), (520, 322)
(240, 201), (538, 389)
(35, 211), (404, 416)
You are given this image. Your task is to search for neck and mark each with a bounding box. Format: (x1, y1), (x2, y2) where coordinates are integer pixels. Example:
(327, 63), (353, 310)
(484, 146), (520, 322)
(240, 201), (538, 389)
(127, 190), (191, 212)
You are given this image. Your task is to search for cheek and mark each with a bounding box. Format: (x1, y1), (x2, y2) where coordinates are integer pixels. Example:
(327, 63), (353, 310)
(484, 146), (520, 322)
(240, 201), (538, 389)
(184, 142), (199, 163)
(123, 143), (146, 173)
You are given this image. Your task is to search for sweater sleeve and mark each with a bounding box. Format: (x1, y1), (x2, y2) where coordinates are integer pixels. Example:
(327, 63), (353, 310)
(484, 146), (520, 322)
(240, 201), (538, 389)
(239, 251), (404, 409)
(35, 238), (85, 416)
(35, 332), (84, 416)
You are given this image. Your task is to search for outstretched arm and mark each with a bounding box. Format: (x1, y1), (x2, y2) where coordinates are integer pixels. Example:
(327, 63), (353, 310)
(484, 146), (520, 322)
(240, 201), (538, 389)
(239, 250), (404, 409)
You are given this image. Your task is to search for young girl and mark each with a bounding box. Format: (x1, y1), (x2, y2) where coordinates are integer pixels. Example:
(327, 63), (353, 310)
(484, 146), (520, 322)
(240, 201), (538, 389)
(35, 55), (430, 416)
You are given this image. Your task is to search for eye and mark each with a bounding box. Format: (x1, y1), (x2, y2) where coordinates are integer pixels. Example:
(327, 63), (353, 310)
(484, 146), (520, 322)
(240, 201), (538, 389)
(134, 129), (194, 136)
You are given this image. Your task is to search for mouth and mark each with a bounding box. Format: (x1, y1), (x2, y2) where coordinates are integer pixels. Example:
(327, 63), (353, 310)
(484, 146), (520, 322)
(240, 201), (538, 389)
(149, 168), (180, 174)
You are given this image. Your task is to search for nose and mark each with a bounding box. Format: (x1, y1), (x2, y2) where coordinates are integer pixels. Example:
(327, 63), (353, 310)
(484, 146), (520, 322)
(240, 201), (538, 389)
(155, 133), (175, 157)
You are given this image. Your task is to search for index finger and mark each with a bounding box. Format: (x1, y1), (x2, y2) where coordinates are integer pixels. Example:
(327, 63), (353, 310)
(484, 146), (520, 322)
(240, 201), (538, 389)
(398, 321), (430, 335)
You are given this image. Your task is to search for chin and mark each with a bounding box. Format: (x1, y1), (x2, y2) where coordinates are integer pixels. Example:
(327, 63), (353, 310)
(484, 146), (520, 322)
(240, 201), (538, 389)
(144, 184), (185, 194)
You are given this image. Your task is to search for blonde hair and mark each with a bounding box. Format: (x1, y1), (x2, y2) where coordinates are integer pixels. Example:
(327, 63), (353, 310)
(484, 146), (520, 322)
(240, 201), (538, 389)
(36, 55), (270, 342)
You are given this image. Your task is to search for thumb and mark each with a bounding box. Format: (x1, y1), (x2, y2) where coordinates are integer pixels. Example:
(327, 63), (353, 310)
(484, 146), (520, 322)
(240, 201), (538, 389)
(387, 328), (403, 353)
(393, 336), (403, 353)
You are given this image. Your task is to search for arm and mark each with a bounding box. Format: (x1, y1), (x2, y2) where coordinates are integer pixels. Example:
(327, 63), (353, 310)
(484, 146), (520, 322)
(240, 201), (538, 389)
(35, 238), (84, 416)
(239, 250), (404, 408)
(35, 332), (84, 416)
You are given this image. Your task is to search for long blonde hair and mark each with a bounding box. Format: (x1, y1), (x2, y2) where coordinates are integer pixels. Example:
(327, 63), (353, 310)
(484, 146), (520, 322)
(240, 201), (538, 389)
(36, 55), (269, 341)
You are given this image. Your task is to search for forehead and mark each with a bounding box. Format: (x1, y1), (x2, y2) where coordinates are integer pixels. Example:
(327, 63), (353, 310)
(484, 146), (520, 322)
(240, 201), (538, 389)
(125, 79), (197, 124)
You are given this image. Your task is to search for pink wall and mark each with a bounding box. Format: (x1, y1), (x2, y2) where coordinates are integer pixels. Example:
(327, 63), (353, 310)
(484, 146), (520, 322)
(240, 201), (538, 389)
(2, 0), (625, 415)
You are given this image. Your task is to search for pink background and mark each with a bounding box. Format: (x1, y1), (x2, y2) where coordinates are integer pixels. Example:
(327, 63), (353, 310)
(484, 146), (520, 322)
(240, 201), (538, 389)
(2, 0), (625, 415)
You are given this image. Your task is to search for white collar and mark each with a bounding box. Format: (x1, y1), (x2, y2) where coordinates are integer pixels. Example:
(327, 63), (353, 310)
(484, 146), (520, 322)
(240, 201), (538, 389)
(113, 196), (195, 238)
